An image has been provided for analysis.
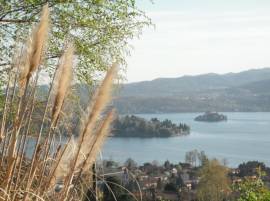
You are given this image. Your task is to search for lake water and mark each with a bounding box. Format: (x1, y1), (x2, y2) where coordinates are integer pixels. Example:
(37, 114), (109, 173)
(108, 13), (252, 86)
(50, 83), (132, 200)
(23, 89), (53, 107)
(102, 112), (270, 167)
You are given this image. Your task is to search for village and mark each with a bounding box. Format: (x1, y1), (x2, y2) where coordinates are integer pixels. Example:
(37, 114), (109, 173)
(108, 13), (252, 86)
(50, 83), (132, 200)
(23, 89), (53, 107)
(96, 157), (270, 201)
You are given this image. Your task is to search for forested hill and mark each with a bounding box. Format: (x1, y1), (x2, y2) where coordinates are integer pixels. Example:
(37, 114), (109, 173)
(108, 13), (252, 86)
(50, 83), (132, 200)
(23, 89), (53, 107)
(120, 68), (270, 97)
(36, 68), (270, 114)
(115, 68), (270, 113)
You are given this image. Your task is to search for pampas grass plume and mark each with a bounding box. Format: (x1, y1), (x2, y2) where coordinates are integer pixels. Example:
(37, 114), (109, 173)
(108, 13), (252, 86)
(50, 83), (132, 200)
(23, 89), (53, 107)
(51, 44), (74, 126)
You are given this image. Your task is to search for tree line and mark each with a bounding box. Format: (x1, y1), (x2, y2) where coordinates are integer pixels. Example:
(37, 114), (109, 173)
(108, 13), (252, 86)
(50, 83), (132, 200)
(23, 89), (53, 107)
(112, 115), (190, 137)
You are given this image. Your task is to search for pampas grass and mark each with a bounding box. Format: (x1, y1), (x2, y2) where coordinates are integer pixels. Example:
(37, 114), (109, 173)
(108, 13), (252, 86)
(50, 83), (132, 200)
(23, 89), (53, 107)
(19, 5), (49, 95)
(51, 44), (74, 127)
(0, 5), (117, 201)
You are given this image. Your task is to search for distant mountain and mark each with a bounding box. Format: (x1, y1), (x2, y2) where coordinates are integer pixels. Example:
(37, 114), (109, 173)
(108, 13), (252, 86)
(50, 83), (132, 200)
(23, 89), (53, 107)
(35, 68), (270, 114)
(115, 68), (270, 113)
(120, 68), (270, 97)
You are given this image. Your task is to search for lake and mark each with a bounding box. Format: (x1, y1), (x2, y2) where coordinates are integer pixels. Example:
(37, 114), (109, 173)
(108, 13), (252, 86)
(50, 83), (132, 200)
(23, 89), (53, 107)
(102, 112), (270, 167)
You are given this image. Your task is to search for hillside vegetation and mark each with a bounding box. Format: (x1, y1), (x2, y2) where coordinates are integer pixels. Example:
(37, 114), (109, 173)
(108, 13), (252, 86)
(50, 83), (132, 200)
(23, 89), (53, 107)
(112, 115), (190, 137)
(115, 68), (270, 113)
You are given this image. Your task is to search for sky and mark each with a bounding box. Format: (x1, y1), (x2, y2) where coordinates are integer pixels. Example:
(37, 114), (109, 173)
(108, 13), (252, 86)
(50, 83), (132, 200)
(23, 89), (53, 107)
(126, 0), (270, 83)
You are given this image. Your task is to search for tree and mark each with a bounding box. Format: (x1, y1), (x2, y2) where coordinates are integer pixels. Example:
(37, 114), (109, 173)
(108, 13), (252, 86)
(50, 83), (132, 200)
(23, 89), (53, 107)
(124, 158), (137, 170)
(232, 176), (270, 201)
(197, 151), (208, 166)
(104, 160), (119, 168)
(196, 159), (230, 201)
(164, 160), (171, 170)
(102, 176), (136, 201)
(113, 115), (189, 137)
(238, 161), (269, 177)
(164, 182), (177, 192)
(185, 150), (208, 167)
(185, 149), (199, 167)
(0, 0), (151, 85)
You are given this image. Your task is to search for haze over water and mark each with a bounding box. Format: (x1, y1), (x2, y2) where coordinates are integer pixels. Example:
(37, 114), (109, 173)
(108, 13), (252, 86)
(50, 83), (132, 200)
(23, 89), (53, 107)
(103, 112), (270, 167)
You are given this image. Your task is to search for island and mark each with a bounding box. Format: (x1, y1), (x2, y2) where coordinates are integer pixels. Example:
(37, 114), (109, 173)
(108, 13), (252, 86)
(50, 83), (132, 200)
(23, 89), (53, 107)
(112, 115), (190, 138)
(194, 112), (227, 122)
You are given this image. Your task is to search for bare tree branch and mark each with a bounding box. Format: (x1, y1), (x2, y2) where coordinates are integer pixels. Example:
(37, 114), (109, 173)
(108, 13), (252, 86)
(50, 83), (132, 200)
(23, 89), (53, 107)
(0, 19), (32, 24)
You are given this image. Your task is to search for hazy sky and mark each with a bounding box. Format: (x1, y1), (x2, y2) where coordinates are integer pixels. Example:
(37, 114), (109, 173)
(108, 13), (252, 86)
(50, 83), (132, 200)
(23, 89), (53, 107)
(126, 0), (270, 83)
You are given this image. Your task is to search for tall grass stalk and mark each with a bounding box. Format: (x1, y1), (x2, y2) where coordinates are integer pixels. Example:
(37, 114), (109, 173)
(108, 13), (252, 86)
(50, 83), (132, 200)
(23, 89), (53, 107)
(0, 5), (117, 201)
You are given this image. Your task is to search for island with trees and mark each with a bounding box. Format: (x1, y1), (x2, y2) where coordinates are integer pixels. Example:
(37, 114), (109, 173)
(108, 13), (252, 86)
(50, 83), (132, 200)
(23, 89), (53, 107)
(112, 115), (190, 137)
(194, 111), (227, 122)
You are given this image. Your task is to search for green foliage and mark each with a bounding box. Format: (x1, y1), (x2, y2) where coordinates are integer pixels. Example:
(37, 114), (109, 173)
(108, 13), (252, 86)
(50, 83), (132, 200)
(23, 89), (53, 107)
(102, 176), (136, 201)
(0, 91), (4, 111)
(232, 177), (270, 201)
(0, 0), (151, 84)
(113, 115), (190, 137)
(164, 182), (177, 192)
(238, 161), (270, 177)
(0, 76), (5, 110)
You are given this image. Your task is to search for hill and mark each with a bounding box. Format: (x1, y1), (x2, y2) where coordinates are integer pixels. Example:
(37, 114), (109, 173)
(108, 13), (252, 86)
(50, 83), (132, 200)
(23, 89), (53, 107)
(115, 68), (270, 113)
